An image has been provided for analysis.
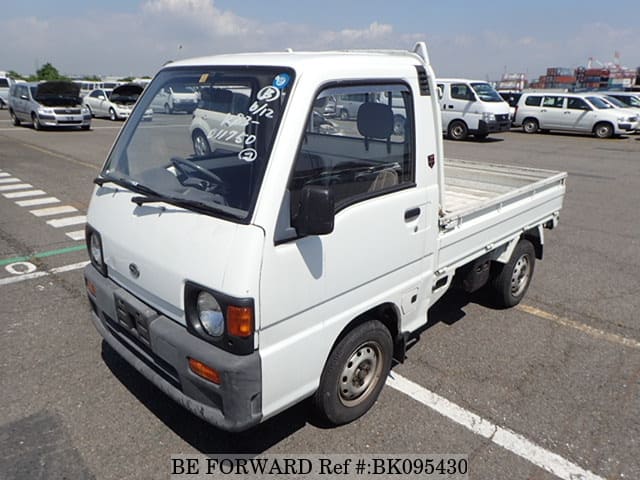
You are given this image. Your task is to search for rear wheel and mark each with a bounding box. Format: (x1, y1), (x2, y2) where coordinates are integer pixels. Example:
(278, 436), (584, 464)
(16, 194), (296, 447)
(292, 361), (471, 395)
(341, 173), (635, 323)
(339, 109), (349, 120)
(312, 320), (392, 425)
(488, 239), (535, 308)
(594, 122), (613, 139)
(10, 109), (20, 126)
(31, 113), (41, 130)
(447, 120), (468, 140)
(522, 118), (539, 134)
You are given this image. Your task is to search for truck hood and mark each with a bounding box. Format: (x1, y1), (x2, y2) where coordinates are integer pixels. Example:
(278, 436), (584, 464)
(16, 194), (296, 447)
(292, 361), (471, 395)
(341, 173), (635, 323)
(87, 186), (265, 327)
(34, 81), (81, 106)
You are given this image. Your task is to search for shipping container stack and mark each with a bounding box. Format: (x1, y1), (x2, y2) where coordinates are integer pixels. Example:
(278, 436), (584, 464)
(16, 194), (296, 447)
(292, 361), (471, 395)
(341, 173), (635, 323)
(496, 73), (527, 92)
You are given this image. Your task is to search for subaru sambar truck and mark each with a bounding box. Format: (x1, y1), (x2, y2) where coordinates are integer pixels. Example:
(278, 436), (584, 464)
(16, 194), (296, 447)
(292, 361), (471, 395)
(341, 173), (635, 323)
(84, 42), (566, 432)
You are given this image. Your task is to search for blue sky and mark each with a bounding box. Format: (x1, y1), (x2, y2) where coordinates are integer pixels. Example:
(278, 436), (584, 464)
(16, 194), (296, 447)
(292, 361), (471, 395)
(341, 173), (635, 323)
(2, 1), (639, 80)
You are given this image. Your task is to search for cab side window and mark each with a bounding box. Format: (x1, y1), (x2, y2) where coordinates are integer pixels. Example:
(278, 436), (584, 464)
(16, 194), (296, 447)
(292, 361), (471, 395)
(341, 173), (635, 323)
(280, 84), (415, 241)
(524, 96), (542, 106)
(450, 84), (474, 101)
(543, 96), (564, 108)
(567, 98), (589, 110)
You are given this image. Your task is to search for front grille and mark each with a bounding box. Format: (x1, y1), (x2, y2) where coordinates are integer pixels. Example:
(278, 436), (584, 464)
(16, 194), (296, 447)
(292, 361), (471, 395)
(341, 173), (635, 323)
(54, 108), (81, 114)
(57, 120), (82, 124)
(103, 313), (182, 389)
(496, 114), (509, 122)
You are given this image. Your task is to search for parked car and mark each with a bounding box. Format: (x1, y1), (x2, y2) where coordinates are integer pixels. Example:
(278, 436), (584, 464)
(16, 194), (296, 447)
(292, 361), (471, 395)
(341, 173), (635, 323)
(601, 91), (640, 109)
(0, 71), (14, 109)
(8, 81), (91, 130)
(83, 84), (147, 121)
(498, 91), (522, 121)
(150, 83), (198, 114)
(437, 79), (511, 140)
(513, 92), (638, 138)
(598, 94), (640, 119)
(188, 85), (251, 155)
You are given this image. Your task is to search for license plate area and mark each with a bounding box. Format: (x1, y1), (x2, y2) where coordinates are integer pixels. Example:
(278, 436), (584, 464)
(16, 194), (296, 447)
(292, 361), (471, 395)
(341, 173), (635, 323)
(114, 291), (159, 348)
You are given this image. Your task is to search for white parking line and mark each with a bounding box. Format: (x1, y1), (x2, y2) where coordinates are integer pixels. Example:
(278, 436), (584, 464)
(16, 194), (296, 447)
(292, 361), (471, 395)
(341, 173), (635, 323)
(46, 216), (87, 228)
(0, 261), (89, 286)
(3, 190), (46, 199)
(66, 230), (86, 241)
(16, 197), (60, 207)
(0, 178), (21, 184)
(30, 205), (78, 217)
(387, 373), (604, 480)
(0, 183), (33, 192)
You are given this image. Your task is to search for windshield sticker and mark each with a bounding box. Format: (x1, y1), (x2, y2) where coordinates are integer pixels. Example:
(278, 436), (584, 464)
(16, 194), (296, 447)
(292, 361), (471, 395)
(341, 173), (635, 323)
(256, 86), (281, 103)
(238, 148), (258, 163)
(273, 73), (291, 90)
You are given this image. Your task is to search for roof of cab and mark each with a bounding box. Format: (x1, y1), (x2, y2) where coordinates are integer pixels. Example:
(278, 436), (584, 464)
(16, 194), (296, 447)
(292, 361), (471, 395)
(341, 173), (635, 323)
(165, 50), (425, 71)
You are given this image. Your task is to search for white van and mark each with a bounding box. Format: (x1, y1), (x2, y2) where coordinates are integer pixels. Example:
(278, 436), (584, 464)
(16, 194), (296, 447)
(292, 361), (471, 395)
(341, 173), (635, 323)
(437, 79), (511, 140)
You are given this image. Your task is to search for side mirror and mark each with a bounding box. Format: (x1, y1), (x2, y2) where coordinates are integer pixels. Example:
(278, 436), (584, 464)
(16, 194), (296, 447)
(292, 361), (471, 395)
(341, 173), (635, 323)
(20, 94), (28, 100)
(98, 95), (105, 100)
(293, 185), (334, 236)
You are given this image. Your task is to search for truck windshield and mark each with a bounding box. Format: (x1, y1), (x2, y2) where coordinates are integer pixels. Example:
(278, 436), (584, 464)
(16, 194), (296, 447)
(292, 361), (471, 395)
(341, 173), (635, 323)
(471, 83), (503, 102)
(102, 66), (294, 222)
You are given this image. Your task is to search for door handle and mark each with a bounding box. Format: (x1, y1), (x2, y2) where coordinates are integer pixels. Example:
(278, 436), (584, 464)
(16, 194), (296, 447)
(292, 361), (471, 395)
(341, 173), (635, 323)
(540, 109), (547, 112)
(447, 105), (454, 109)
(404, 207), (421, 222)
(564, 111), (571, 114)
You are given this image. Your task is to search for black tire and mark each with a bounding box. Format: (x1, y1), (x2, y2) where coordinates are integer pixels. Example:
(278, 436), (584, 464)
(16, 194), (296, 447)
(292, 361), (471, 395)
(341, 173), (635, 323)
(522, 118), (539, 134)
(10, 109), (20, 126)
(339, 109), (349, 120)
(312, 320), (392, 426)
(447, 120), (468, 140)
(109, 108), (117, 121)
(594, 122), (613, 139)
(31, 113), (41, 130)
(488, 239), (535, 308)
(192, 130), (211, 156)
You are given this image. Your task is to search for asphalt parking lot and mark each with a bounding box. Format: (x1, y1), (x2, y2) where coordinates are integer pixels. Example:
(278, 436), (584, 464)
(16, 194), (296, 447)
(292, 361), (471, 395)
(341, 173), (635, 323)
(0, 110), (639, 480)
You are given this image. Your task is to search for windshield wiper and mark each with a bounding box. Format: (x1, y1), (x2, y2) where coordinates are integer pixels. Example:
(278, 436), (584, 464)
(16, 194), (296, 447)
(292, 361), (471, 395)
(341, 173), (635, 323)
(131, 194), (243, 219)
(94, 174), (160, 197)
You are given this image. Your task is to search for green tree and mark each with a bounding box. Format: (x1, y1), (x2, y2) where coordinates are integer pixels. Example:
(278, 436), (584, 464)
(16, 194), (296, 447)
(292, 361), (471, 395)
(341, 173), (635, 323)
(118, 76), (135, 83)
(7, 70), (26, 80)
(83, 74), (102, 81)
(36, 63), (69, 81)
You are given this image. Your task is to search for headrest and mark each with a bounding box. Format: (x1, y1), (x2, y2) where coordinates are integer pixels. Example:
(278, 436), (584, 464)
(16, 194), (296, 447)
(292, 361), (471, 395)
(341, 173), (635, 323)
(357, 102), (394, 139)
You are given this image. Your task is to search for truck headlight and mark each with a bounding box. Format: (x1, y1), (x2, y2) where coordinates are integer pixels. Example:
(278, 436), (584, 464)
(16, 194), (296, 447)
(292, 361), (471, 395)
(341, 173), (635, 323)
(482, 112), (496, 122)
(196, 292), (224, 337)
(86, 226), (107, 276)
(38, 107), (54, 114)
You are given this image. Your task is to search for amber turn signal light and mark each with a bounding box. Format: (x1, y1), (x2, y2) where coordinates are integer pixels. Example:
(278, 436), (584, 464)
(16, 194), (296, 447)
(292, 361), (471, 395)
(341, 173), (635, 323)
(188, 357), (221, 384)
(227, 306), (254, 337)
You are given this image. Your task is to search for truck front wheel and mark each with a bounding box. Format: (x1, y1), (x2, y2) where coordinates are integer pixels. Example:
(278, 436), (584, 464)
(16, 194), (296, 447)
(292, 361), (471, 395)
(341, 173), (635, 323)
(488, 239), (535, 308)
(313, 320), (392, 425)
(447, 120), (468, 140)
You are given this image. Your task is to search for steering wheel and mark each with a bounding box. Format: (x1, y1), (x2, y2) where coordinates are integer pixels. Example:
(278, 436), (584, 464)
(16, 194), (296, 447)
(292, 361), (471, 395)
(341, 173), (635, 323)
(170, 156), (225, 192)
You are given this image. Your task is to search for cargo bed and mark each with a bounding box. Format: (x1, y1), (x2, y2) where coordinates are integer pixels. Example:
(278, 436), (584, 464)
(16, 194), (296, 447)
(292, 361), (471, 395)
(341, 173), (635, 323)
(437, 158), (567, 270)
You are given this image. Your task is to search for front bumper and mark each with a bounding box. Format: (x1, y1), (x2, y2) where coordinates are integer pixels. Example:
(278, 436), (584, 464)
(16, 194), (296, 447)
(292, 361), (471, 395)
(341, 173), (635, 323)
(477, 119), (511, 134)
(38, 113), (91, 127)
(84, 265), (262, 432)
(617, 122), (637, 132)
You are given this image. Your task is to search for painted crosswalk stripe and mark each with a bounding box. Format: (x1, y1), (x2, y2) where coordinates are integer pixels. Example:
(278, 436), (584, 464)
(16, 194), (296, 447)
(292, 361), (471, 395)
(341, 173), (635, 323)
(16, 197), (60, 207)
(46, 215), (87, 228)
(0, 183), (33, 192)
(0, 178), (21, 184)
(30, 205), (78, 217)
(65, 230), (86, 241)
(3, 190), (46, 199)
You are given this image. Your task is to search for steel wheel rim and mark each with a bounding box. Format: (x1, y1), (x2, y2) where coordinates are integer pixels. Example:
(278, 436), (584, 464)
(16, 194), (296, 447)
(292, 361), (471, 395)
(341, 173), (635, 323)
(339, 341), (384, 407)
(193, 134), (209, 156)
(510, 254), (531, 297)
(524, 121), (536, 133)
(451, 124), (464, 138)
(596, 125), (610, 138)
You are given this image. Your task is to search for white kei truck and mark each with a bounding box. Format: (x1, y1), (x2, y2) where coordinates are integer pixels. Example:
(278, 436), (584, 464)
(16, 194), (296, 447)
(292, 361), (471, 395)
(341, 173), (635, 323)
(84, 42), (567, 432)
